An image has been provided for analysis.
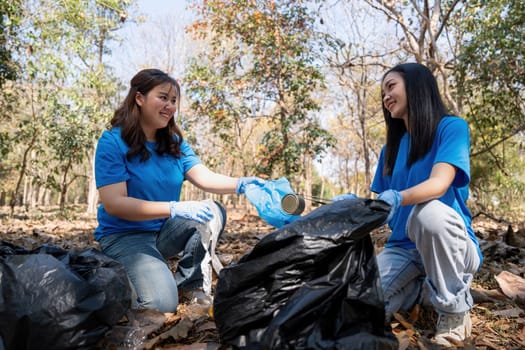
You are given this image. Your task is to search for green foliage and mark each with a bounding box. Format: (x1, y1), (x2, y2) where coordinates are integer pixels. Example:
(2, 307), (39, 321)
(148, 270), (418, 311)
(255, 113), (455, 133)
(0, 0), (131, 210)
(33, 0), (130, 209)
(454, 0), (525, 218)
(186, 0), (334, 178)
(456, 1), (524, 136)
(0, 0), (22, 87)
(0, 0), (23, 184)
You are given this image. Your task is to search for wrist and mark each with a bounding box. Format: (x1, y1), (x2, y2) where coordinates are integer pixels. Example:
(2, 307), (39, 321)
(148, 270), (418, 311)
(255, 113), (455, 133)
(394, 190), (403, 206)
(168, 201), (177, 218)
(235, 178), (243, 194)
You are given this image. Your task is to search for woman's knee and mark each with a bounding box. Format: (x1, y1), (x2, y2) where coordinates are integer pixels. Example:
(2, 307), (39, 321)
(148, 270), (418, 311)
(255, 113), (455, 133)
(134, 271), (179, 312)
(407, 200), (452, 241)
(408, 200), (469, 246)
(144, 289), (179, 313)
(122, 252), (179, 312)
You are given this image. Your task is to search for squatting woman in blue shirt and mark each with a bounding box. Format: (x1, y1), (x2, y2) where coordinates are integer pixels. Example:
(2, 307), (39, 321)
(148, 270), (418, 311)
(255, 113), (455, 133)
(371, 63), (482, 347)
(334, 63), (482, 347)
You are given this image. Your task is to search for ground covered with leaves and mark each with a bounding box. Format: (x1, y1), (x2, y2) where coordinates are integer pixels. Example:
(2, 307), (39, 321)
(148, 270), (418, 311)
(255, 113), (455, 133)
(0, 206), (524, 350)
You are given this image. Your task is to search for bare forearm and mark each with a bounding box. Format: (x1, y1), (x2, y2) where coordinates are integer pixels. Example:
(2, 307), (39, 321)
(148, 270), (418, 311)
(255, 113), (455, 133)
(196, 174), (238, 194)
(399, 177), (448, 206)
(186, 164), (238, 194)
(399, 162), (455, 206)
(104, 197), (170, 221)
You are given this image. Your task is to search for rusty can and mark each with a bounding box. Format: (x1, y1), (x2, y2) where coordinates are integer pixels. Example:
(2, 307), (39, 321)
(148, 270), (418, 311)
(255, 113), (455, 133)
(281, 194), (306, 215)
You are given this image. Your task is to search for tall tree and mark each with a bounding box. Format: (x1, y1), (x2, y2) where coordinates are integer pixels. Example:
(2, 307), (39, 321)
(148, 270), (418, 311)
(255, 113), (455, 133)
(317, 1), (396, 197)
(185, 0), (334, 187)
(0, 0), (22, 180)
(0, 0), (22, 87)
(454, 0), (525, 216)
(4, 0), (131, 214)
(362, 0), (464, 113)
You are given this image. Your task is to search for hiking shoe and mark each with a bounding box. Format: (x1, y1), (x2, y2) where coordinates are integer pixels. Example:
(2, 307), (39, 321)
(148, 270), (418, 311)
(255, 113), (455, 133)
(432, 311), (472, 347)
(180, 289), (213, 306)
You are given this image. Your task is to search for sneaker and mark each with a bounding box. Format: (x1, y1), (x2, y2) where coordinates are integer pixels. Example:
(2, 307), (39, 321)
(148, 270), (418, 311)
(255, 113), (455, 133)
(432, 311), (472, 347)
(179, 289), (213, 306)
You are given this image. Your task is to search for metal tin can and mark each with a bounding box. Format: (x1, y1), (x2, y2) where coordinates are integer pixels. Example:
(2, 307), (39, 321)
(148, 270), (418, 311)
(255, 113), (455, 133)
(281, 194), (306, 215)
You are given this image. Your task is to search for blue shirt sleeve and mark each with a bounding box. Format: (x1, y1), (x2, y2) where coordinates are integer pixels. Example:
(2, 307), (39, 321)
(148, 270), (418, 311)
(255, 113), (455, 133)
(371, 146), (387, 194)
(180, 140), (202, 175)
(95, 130), (130, 189)
(434, 117), (470, 187)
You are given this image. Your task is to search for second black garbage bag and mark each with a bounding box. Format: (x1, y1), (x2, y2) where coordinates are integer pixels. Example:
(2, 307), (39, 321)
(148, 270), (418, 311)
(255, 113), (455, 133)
(0, 242), (132, 350)
(213, 198), (398, 350)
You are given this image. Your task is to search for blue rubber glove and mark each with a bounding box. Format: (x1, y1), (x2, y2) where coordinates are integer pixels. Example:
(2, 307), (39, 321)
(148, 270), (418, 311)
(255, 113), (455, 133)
(169, 201), (214, 224)
(377, 189), (402, 223)
(236, 177), (266, 194)
(332, 193), (357, 202)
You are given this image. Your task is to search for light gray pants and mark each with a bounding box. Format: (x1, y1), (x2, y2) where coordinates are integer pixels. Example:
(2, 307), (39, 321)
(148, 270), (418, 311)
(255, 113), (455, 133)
(377, 200), (480, 319)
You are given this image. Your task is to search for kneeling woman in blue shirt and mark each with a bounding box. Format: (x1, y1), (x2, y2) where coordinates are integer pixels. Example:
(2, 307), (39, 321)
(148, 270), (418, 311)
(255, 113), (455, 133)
(94, 68), (263, 313)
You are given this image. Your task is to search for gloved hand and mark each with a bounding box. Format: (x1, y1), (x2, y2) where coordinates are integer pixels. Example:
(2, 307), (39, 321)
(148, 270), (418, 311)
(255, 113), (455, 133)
(169, 201), (214, 224)
(332, 193), (357, 202)
(236, 177), (266, 194)
(377, 189), (402, 223)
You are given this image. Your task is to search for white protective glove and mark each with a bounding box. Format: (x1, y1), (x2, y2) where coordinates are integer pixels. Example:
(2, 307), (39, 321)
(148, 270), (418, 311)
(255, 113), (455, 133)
(169, 201), (214, 224)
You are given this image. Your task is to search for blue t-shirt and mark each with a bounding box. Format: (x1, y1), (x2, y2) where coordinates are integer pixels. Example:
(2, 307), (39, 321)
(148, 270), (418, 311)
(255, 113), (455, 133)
(93, 127), (201, 240)
(371, 116), (482, 261)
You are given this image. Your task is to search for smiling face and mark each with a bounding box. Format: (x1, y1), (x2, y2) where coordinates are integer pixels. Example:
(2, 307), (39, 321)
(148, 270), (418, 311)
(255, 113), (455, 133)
(382, 71), (408, 126)
(135, 82), (178, 141)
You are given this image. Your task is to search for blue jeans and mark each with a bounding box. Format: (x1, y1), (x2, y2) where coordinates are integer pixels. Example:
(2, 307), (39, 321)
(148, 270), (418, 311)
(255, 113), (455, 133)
(99, 217), (211, 313)
(377, 200), (481, 319)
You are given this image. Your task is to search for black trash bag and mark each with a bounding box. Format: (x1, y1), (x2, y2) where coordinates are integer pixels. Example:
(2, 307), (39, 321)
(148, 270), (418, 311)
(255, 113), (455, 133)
(0, 241), (132, 350)
(214, 198), (398, 350)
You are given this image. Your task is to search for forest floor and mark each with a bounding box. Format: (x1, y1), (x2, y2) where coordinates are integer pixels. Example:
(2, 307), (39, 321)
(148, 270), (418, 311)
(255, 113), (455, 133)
(0, 205), (524, 350)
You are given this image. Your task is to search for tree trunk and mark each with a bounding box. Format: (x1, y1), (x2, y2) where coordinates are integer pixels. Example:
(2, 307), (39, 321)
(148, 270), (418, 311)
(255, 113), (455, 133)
(23, 176), (29, 210)
(86, 144), (98, 214)
(10, 131), (37, 216)
(43, 189), (51, 207)
(303, 154), (313, 212)
(59, 161), (73, 212)
(32, 183), (40, 208)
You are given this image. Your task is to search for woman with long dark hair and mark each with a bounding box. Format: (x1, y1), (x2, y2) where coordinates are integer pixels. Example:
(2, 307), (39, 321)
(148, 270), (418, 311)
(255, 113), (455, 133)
(334, 62), (482, 347)
(94, 68), (264, 313)
(372, 62), (482, 347)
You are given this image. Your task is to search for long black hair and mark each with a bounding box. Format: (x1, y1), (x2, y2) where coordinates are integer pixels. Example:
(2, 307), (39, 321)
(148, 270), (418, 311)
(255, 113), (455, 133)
(382, 63), (448, 176)
(110, 68), (184, 161)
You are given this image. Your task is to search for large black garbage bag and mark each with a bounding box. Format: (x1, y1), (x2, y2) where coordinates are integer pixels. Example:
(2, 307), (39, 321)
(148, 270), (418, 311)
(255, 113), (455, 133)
(0, 241), (132, 350)
(214, 198), (398, 350)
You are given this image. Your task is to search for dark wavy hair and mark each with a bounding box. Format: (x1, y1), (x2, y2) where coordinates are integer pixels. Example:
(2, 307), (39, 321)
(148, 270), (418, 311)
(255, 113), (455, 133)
(381, 62), (448, 176)
(110, 68), (184, 162)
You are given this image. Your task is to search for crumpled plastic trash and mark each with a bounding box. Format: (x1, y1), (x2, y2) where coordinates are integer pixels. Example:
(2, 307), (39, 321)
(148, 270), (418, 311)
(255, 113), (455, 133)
(244, 177), (301, 228)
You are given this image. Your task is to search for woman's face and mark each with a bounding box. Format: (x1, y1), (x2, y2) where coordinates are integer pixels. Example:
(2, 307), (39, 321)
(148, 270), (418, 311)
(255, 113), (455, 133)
(382, 71), (408, 125)
(135, 82), (178, 141)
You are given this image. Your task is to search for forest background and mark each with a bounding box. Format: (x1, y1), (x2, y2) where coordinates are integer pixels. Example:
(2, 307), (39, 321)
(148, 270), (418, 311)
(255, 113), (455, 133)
(0, 0), (523, 223)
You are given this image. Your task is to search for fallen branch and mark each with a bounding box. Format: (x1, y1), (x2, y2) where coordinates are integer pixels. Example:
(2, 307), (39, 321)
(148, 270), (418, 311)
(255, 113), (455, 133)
(471, 286), (507, 303)
(472, 211), (511, 225)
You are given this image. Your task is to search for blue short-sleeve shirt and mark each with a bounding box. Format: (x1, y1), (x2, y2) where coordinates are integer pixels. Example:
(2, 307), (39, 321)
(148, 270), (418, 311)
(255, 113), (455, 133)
(371, 116), (482, 261)
(93, 127), (201, 240)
